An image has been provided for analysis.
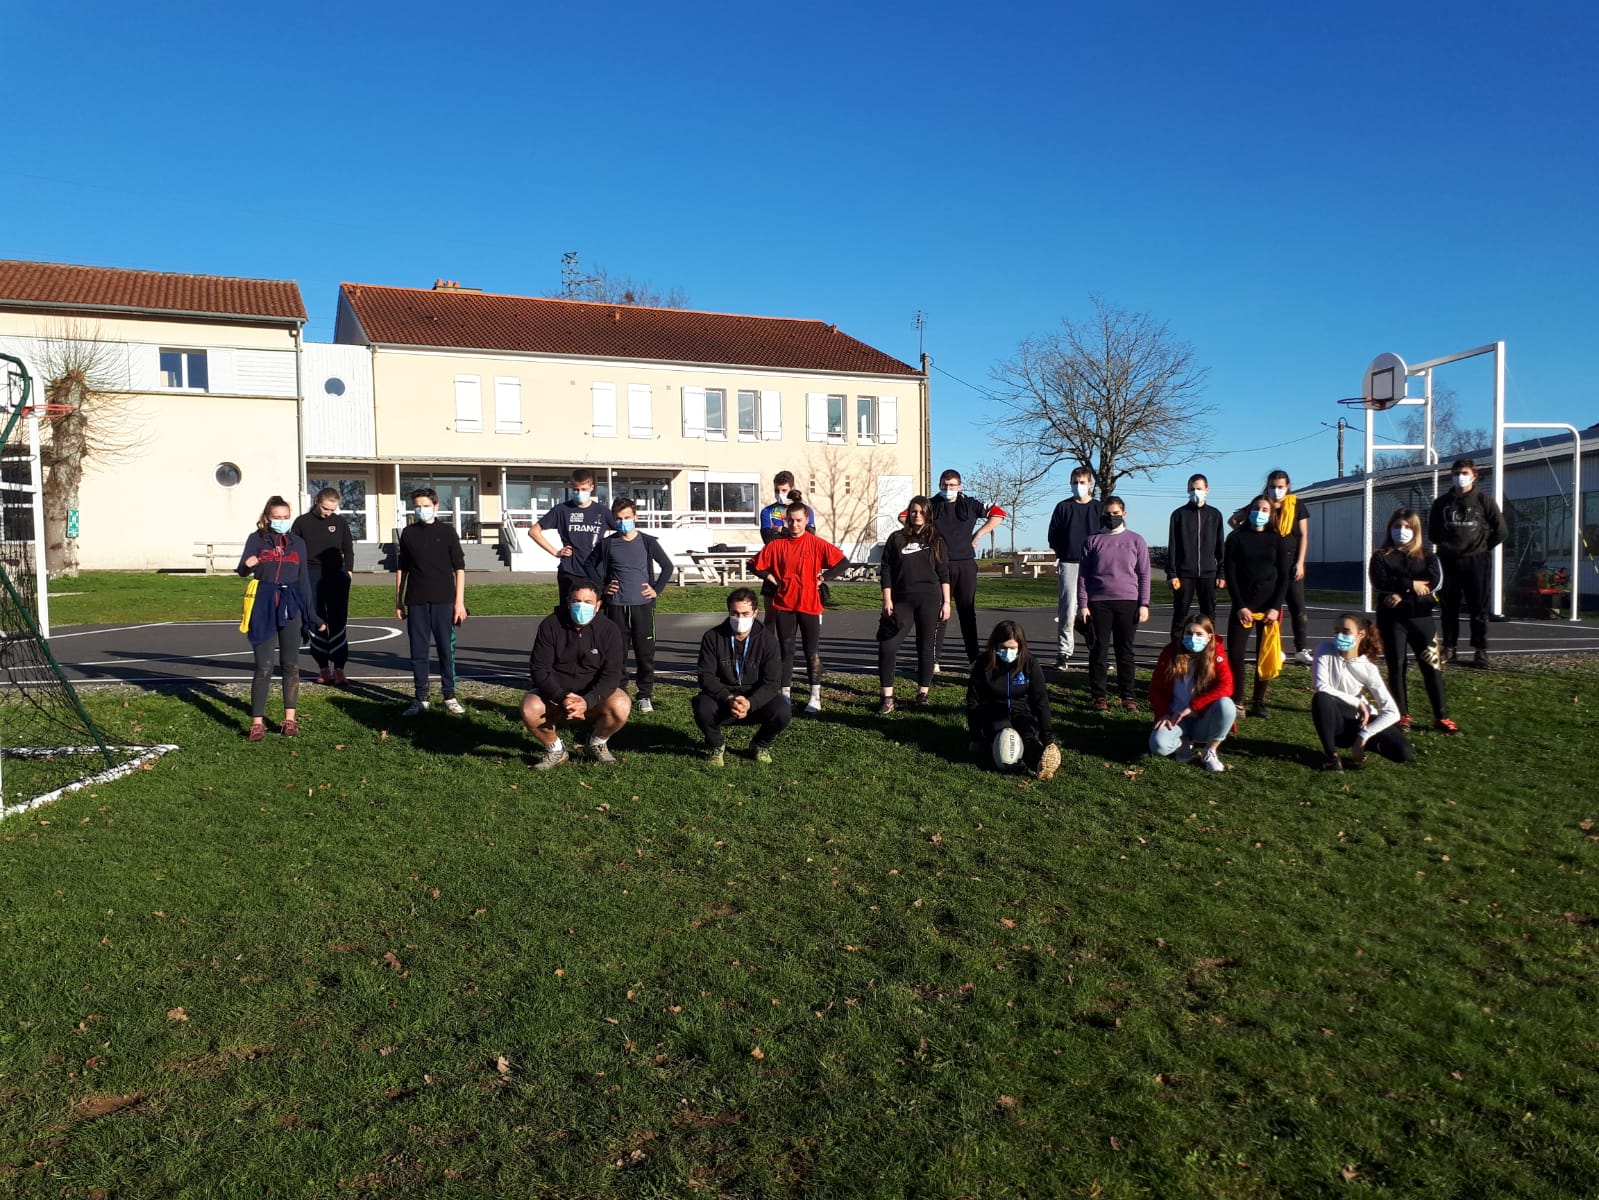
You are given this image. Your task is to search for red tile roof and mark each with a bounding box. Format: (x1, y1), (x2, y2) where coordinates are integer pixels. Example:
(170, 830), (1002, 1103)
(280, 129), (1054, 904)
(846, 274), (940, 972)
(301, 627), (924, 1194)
(341, 284), (919, 376)
(0, 260), (306, 323)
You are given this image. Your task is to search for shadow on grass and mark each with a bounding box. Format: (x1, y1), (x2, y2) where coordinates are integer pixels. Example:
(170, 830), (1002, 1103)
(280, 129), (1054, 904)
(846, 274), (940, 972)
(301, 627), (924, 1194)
(181, 680), (253, 735)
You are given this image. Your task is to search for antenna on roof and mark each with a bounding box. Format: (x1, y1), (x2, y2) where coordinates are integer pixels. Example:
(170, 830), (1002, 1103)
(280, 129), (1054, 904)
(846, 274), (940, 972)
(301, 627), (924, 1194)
(561, 252), (599, 300)
(913, 310), (926, 358)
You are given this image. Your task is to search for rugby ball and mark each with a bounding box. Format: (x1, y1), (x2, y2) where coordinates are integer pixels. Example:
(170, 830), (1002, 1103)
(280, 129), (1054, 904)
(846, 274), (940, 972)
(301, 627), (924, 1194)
(992, 727), (1024, 770)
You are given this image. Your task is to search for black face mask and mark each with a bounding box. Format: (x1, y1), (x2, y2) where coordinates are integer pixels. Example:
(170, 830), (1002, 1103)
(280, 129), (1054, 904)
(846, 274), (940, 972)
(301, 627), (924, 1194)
(1102, 515), (1125, 530)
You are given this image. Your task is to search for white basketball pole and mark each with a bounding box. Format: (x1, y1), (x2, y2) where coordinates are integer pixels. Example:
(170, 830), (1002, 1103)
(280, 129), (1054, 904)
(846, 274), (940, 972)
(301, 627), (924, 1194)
(1501, 423), (1582, 623)
(1491, 341), (1507, 617)
(28, 410), (49, 639)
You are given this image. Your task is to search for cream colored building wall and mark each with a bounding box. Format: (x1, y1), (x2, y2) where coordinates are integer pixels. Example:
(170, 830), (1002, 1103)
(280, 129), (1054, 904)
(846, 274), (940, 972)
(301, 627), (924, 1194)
(0, 312), (294, 352)
(369, 349), (927, 530)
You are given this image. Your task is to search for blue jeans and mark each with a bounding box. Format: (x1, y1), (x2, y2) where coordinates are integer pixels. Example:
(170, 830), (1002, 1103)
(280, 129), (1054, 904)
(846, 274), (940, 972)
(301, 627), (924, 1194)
(1149, 696), (1236, 756)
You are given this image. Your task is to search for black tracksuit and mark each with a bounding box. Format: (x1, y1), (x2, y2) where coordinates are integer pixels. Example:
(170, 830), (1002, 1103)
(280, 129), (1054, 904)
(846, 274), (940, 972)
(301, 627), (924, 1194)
(1428, 487), (1508, 651)
(398, 521), (466, 700)
(930, 493), (997, 663)
(292, 510), (354, 670)
(877, 529), (949, 688)
(693, 618), (791, 749)
(1222, 526), (1291, 705)
(1166, 501), (1226, 637)
(1369, 546), (1448, 720)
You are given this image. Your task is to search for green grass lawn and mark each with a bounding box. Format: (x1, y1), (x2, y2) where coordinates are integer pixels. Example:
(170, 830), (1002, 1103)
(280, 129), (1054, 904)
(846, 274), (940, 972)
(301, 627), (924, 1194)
(47, 572), (1366, 627)
(1, 663), (1595, 1197)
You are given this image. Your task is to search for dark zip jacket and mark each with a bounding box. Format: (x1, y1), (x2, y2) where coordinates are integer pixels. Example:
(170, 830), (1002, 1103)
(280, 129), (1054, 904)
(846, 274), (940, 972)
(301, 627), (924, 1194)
(1428, 488), (1507, 559)
(696, 618), (781, 711)
(1369, 547), (1445, 617)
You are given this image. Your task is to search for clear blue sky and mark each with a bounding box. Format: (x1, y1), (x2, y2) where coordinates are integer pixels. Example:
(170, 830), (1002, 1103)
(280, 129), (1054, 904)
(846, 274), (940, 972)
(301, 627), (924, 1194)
(4, 1), (1594, 547)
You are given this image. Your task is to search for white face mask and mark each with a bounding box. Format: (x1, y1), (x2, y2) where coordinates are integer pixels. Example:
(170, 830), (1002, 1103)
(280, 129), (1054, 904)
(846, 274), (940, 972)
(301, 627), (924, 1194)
(775, 489), (790, 504)
(941, 486), (959, 502)
(1270, 485), (1288, 501)
(416, 505), (436, 523)
(731, 614), (755, 635)
(574, 489), (592, 504)
(1454, 474), (1473, 490)
(1189, 489), (1207, 505)
(1073, 482), (1091, 499)
(1391, 526), (1415, 545)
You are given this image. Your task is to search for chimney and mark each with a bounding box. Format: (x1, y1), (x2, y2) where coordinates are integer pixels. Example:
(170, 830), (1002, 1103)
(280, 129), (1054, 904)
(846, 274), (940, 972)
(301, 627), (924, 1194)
(431, 279), (482, 292)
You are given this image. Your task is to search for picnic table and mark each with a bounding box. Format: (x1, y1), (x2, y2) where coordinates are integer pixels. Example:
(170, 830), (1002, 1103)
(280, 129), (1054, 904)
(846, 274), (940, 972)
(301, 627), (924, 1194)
(688, 550), (758, 586)
(1002, 551), (1057, 579)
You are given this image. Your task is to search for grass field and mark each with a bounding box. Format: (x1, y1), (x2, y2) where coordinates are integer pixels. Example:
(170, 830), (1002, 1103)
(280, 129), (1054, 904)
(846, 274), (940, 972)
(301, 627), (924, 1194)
(1, 658), (1595, 1197)
(45, 572), (1372, 627)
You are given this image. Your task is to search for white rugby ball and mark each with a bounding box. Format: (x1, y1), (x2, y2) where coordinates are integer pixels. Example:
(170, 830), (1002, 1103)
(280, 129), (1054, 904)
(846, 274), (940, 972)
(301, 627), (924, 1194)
(992, 727), (1024, 769)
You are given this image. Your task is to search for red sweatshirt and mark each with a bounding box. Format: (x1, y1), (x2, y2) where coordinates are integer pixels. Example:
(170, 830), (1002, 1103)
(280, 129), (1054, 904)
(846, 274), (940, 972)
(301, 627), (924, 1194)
(1148, 643), (1234, 717)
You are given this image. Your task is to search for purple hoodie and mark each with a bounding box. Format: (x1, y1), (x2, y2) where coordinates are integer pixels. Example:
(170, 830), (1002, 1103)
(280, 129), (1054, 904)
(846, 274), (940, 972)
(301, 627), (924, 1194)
(1078, 529), (1152, 608)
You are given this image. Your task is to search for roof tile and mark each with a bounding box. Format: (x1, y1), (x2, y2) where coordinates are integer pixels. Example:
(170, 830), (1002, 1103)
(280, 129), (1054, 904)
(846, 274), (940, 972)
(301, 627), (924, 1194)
(341, 284), (918, 376)
(0, 259), (306, 322)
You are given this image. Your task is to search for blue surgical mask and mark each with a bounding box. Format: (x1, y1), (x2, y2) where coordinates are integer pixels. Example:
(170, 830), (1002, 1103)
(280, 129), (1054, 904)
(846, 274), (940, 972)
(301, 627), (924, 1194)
(1335, 631), (1358, 652)
(570, 601), (596, 625)
(269, 518), (292, 535)
(574, 489), (592, 504)
(617, 518), (636, 535)
(1249, 510), (1270, 528)
(997, 647), (1019, 664)
(416, 505), (436, 523)
(941, 487), (958, 502)
(1182, 633), (1209, 652)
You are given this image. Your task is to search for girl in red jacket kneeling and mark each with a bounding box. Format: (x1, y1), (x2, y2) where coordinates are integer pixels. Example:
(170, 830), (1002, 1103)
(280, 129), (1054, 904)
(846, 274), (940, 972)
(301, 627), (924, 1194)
(1148, 615), (1236, 773)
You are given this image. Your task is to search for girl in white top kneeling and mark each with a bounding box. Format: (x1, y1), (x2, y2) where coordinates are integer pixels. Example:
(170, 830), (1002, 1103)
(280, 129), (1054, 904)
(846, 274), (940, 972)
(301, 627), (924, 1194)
(1312, 613), (1414, 772)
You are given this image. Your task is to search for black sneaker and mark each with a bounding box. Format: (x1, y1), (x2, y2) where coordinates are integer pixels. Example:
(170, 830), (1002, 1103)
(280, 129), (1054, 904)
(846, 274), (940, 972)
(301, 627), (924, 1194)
(1442, 645), (1459, 665)
(1248, 704), (1272, 719)
(1471, 649), (1490, 670)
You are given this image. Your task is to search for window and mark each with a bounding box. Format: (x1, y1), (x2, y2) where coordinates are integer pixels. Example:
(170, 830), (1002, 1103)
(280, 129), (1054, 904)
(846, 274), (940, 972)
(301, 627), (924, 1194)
(806, 393), (847, 442)
(856, 396), (876, 443)
(688, 478), (759, 525)
(454, 375), (482, 433)
(614, 474), (672, 526)
(306, 477), (369, 540)
(705, 389), (727, 439)
(828, 394), (845, 441)
(161, 349), (208, 391)
(737, 390), (759, 440)
(214, 462), (241, 488)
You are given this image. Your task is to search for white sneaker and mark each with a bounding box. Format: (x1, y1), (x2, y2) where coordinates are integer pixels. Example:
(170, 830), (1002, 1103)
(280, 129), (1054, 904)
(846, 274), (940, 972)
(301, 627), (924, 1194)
(636, 697), (654, 714)
(932, 663), (943, 676)
(804, 697), (822, 715)
(1198, 748), (1226, 773)
(442, 697), (465, 715)
(1292, 649), (1314, 666)
(402, 700), (428, 717)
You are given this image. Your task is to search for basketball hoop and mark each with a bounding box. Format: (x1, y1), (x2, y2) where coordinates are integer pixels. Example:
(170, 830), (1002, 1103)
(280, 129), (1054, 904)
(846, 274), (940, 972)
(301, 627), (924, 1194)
(19, 404), (75, 420)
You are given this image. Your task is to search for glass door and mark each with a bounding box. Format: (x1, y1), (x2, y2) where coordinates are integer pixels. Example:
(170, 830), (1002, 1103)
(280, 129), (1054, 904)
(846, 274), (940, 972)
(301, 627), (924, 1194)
(399, 472), (481, 540)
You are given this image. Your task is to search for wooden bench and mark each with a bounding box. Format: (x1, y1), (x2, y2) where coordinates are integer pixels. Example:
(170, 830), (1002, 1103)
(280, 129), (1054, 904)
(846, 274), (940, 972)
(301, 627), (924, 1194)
(193, 541), (245, 574)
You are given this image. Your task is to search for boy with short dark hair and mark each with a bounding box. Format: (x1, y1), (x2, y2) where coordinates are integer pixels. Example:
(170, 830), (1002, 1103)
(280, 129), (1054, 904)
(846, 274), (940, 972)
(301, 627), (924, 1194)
(1046, 465), (1101, 667)
(523, 582), (631, 769)
(597, 496), (674, 712)
(929, 468), (1006, 669)
(1166, 473), (1226, 638)
(1428, 458), (1508, 668)
(395, 487), (467, 716)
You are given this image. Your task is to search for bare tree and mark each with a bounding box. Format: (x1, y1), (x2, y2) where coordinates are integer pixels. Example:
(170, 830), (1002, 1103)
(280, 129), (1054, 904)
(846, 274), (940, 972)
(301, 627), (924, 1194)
(803, 443), (898, 552)
(1373, 387), (1489, 470)
(555, 256), (688, 309)
(963, 447), (1051, 556)
(31, 324), (144, 577)
(990, 296), (1212, 496)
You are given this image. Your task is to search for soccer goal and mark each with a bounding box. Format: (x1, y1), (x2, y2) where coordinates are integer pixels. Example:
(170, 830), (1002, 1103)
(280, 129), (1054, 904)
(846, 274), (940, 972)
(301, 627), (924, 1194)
(0, 352), (175, 818)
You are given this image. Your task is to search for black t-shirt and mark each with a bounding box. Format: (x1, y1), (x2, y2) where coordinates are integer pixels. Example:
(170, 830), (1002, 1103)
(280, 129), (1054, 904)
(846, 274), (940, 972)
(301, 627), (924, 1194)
(398, 522), (465, 604)
(538, 500), (617, 579)
(929, 494), (992, 563)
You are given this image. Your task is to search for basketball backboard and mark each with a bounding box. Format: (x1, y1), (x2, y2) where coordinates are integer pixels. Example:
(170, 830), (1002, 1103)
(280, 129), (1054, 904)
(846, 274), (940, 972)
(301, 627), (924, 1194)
(1361, 352), (1408, 411)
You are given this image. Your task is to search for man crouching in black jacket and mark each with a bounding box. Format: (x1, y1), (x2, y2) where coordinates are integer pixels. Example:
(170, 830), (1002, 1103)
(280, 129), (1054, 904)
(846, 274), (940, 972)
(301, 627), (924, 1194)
(523, 582), (630, 770)
(694, 588), (792, 767)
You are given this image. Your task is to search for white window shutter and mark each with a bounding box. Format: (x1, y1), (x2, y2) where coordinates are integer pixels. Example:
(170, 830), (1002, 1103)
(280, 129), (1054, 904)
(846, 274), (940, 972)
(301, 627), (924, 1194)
(455, 375), (482, 433)
(878, 395), (898, 444)
(495, 377), (521, 432)
(127, 344), (160, 391)
(806, 392), (828, 442)
(682, 386), (706, 438)
(628, 383), (653, 438)
(760, 390), (782, 440)
(591, 381), (618, 437)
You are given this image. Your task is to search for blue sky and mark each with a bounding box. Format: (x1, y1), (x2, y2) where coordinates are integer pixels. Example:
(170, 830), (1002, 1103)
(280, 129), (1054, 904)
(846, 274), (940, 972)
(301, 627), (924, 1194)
(4, 0), (1594, 546)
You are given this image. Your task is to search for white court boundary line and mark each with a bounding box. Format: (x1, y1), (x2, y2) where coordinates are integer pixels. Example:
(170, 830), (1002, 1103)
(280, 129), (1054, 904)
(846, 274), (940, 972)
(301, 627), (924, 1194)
(65, 623), (404, 668)
(2, 744), (179, 820)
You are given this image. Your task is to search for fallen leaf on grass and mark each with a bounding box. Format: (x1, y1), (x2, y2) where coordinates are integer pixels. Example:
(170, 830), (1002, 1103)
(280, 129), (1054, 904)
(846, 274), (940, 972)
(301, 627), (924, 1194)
(382, 951), (404, 971)
(494, 1055), (513, 1078)
(165, 1007), (188, 1022)
(999, 918), (1017, 929)
(749, 1046), (765, 1060)
(1341, 1163), (1359, 1181)
(328, 942), (365, 954)
(997, 1094), (1018, 1108)
(1580, 818), (1594, 832)
(72, 1091), (147, 1121)
(1123, 768), (1143, 781)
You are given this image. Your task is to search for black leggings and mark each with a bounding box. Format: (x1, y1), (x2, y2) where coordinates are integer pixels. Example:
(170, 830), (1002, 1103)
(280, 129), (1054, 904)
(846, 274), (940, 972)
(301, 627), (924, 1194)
(771, 609), (822, 689)
(877, 594), (941, 688)
(308, 568), (350, 669)
(1224, 604), (1269, 705)
(604, 601), (657, 698)
(1170, 576), (1217, 638)
(1311, 692), (1413, 763)
(936, 559), (980, 664)
(1087, 599), (1139, 700)
(1378, 611), (1447, 720)
(251, 618), (302, 717)
(1284, 574), (1309, 653)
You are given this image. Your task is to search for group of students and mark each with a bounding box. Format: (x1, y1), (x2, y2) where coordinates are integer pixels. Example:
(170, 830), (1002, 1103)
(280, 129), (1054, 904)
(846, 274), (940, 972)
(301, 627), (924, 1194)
(235, 457), (1505, 777)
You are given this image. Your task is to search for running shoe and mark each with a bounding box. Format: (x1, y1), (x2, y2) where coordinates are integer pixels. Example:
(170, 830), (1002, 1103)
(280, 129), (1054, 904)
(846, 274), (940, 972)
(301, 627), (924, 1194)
(333, 669), (347, 685)
(706, 746), (725, 768)
(1198, 748), (1225, 773)
(1122, 697), (1139, 713)
(281, 718), (299, 737)
(804, 698), (822, 715)
(1472, 649), (1490, 670)
(1398, 714), (1414, 729)
(247, 724), (265, 743)
(913, 692), (932, 708)
(534, 746), (569, 771)
(1172, 742), (1194, 764)
(1093, 696), (1109, 712)
(1248, 704), (1272, 720)
(753, 744), (774, 764)
(442, 697), (466, 715)
(316, 669), (334, 685)
(636, 697), (654, 714)
(587, 742), (617, 765)
(876, 697), (895, 715)
(1291, 649), (1315, 666)
(1321, 757), (1344, 772)
(402, 700), (429, 717)
(1435, 717), (1460, 734)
